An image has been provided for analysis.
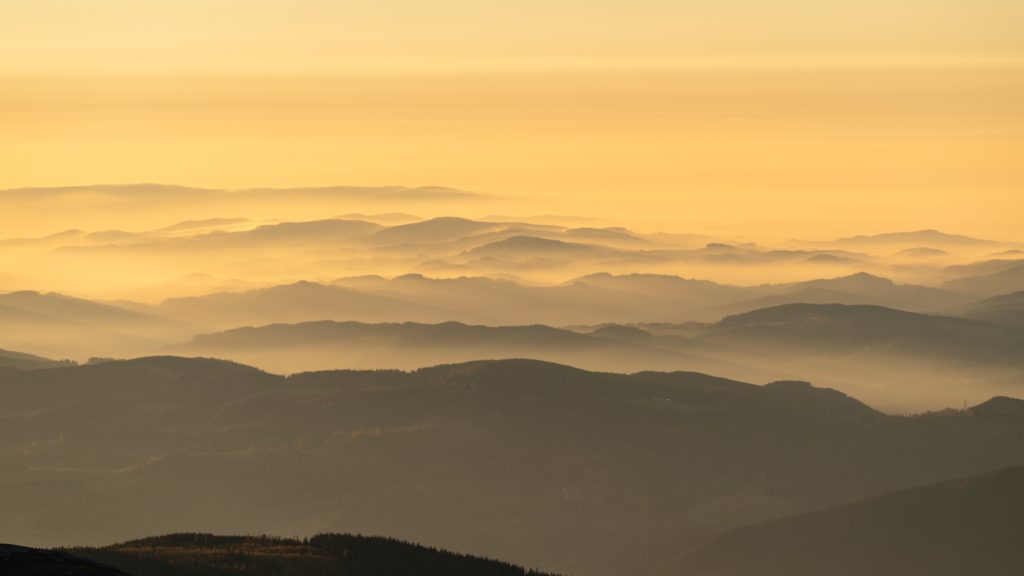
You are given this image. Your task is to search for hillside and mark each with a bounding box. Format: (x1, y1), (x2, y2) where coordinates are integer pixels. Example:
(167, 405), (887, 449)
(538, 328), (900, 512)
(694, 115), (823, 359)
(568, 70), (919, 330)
(1, 357), (1023, 576)
(169, 319), (689, 373)
(70, 533), (553, 576)
(963, 290), (1024, 326)
(0, 348), (68, 370)
(944, 263), (1024, 297)
(705, 303), (1024, 365)
(676, 465), (1024, 576)
(0, 544), (126, 575)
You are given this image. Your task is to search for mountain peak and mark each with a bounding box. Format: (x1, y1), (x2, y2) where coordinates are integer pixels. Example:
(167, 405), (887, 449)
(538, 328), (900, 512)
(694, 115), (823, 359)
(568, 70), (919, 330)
(970, 396), (1024, 417)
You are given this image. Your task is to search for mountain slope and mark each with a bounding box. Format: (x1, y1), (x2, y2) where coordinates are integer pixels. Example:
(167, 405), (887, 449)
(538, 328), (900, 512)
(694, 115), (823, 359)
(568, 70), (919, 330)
(0, 348), (68, 370)
(963, 290), (1024, 326)
(676, 465), (1024, 576)
(944, 264), (1024, 297)
(168, 319), (691, 373)
(0, 544), (127, 575)
(705, 303), (1024, 365)
(1, 357), (1022, 576)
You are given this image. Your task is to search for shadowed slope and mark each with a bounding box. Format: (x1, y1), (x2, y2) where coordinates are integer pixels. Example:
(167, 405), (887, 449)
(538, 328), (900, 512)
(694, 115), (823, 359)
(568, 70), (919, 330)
(1, 357), (1023, 576)
(0, 544), (127, 575)
(677, 465), (1024, 576)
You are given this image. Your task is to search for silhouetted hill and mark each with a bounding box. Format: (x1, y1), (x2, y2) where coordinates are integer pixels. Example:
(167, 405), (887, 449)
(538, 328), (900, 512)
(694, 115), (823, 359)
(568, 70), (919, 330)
(185, 320), (599, 349)
(0, 348), (68, 370)
(963, 290), (1024, 326)
(830, 229), (997, 248)
(169, 319), (688, 373)
(706, 303), (1024, 365)
(241, 185), (482, 203)
(161, 282), (456, 328)
(711, 273), (969, 316)
(0, 291), (152, 324)
(0, 544), (127, 575)
(676, 466), (1024, 576)
(186, 219), (382, 248)
(370, 217), (498, 245)
(70, 533), (553, 576)
(0, 291), (189, 359)
(892, 246), (948, 258)
(2, 357), (1023, 576)
(467, 236), (616, 258)
(969, 395), (1024, 417)
(944, 263), (1024, 297)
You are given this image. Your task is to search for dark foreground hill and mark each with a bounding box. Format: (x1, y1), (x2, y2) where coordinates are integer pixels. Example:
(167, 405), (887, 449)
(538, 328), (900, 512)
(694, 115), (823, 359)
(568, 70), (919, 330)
(1, 357), (1023, 576)
(0, 543), (126, 575)
(676, 465), (1024, 576)
(70, 533), (553, 576)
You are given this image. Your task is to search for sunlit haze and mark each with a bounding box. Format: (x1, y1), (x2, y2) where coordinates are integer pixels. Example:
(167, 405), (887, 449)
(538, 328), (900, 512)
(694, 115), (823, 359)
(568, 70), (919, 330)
(2, 4), (1024, 576)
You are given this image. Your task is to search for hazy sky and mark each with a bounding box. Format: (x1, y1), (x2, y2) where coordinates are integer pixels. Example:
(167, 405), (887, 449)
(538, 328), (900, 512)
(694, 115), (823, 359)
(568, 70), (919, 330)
(2, 0), (1022, 238)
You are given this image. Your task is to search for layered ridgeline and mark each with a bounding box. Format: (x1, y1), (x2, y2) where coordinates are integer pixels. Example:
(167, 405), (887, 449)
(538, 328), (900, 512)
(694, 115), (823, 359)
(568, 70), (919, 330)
(1, 357), (1023, 576)
(3, 264), (1023, 361)
(169, 303), (1024, 410)
(676, 465), (1024, 576)
(67, 533), (553, 576)
(1, 200), (1021, 304)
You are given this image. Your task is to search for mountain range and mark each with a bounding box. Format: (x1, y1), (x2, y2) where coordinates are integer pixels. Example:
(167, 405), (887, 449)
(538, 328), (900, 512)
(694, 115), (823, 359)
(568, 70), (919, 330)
(1, 356), (1022, 576)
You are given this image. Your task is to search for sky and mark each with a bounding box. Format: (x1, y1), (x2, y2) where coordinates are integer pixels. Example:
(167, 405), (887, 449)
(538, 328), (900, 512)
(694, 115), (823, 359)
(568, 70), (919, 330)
(1, 0), (1022, 238)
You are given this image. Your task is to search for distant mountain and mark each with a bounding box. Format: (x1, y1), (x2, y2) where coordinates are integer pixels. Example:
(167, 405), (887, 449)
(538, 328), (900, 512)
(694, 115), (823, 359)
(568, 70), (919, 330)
(0, 544), (126, 575)
(943, 263), (1024, 297)
(169, 319), (690, 373)
(676, 465), (1024, 576)
(963, 291), (1024, 326)
(713, 272), (969, 316)
(942, 258), (1024, 279)
(189, 219), (382, 248)
(157, 218), (250, 233)
(0, 183), (219, 202)
(333, 273), (744, 324)
(239, 185), (482, 202)
(335, 212), (422, 225)
(370, 217), (501, 246)
(71, 533), (554, 576)
(2, 357), (1023, 576)
(0, 291), (153, 325)
(829, 229), (997, 248)
(160, 281), (457, 328)
(706, 303), (1024, 365)
(891, 246), (948, 258)
(0, 291), (188, 359)
(0, 348), (68, 370)
(466, 236), (617, 259)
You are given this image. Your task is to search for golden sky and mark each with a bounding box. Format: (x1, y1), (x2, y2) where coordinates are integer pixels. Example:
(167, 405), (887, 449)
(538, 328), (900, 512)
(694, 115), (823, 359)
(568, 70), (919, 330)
(2, 0), (1022, 238)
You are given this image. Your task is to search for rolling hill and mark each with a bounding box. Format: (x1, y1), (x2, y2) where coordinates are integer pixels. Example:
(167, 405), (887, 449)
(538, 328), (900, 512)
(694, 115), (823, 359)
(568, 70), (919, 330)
(69, 533), (553, 576)
(963, 290), (1024, 326)
(943, 263), (1024, 297)
(676, 464), (1024, 576)
(0, 348), (69, 370)
(0, 544), (127, 575)
(167, 319), (691, 373)
(1, 357), (1022, 576)
(705, 303), (1024, 365)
